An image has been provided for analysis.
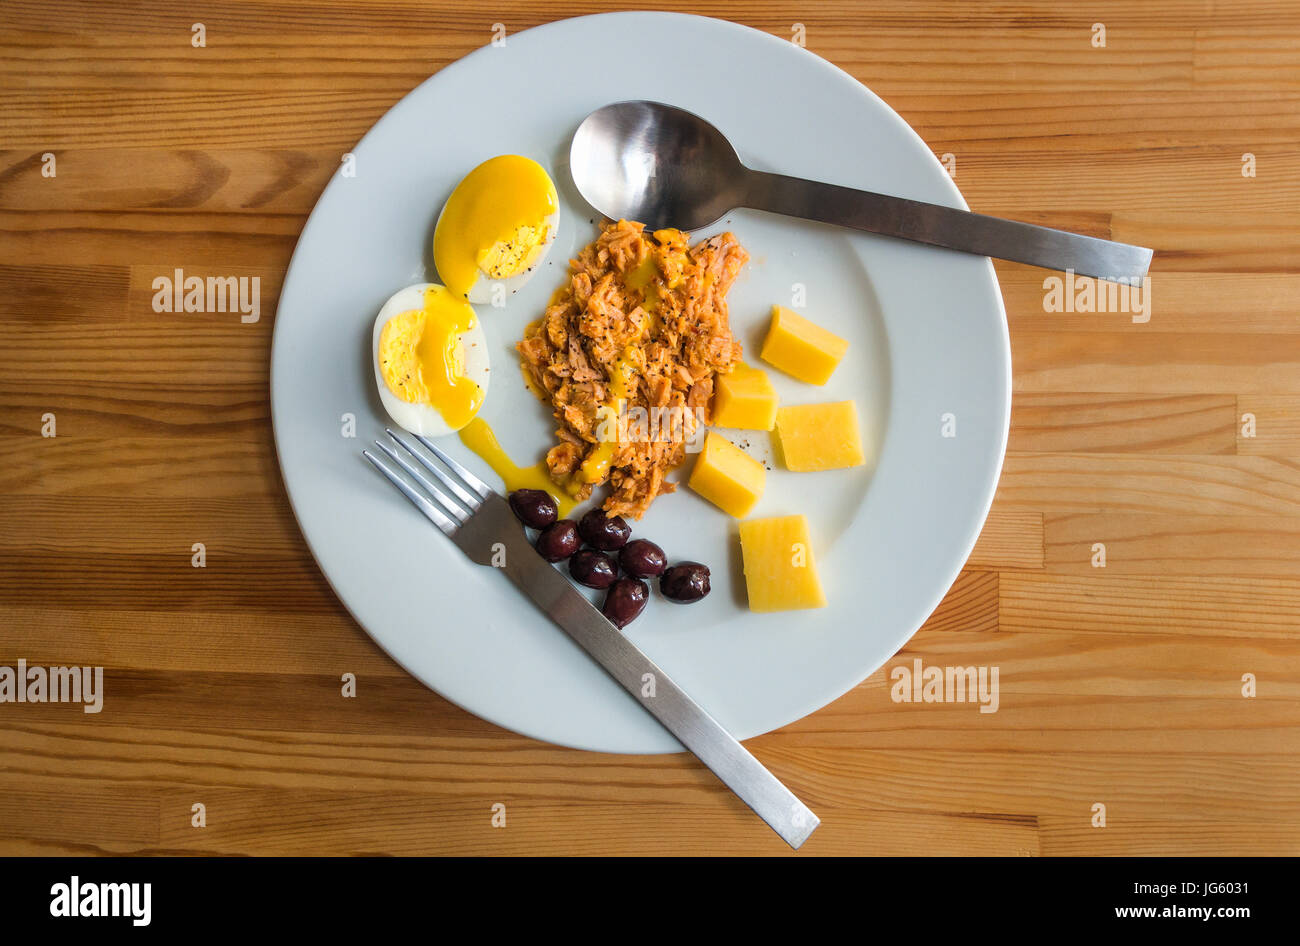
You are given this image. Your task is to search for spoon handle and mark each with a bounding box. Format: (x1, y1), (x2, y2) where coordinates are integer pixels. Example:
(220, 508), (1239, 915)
(743, 169), (1152, 281)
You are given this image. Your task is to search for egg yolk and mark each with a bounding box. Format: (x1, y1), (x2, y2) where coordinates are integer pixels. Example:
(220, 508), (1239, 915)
(378, 286), (484, 431)
(434, 155), (558, 299)
(458, 417), (578, 518)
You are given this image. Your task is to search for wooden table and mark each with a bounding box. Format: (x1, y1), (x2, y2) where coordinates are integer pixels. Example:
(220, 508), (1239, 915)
(2, 1), (1296, 856)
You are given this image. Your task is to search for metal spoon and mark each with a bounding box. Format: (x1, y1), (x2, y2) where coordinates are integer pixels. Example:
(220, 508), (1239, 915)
(570, 100), (1152, 281)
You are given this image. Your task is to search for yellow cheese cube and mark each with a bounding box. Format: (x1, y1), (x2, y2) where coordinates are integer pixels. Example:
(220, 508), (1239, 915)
(688, 431), (765, 519)
(759, 305), (848, 385)
(712, 362), (778, 431)
(738, 515), (827, 612)
(776, 401), (865, 472)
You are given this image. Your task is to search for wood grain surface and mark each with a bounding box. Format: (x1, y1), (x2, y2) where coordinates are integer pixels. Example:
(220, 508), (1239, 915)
(2, 0), (1297, 856)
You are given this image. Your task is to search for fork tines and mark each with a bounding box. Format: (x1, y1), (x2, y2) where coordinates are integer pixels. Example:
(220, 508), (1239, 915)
(363, 427), (494, 536)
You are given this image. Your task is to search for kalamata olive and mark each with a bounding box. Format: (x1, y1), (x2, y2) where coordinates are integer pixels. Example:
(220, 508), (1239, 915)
(578, 508), (631, 551)
(602, 577), (649, 628)
(535, 519), (579, 562)
(509, 489), (558, 529)
(569, 549), (618, 589)
(619, 538), (666, 579)
(660, 562), (711, 603)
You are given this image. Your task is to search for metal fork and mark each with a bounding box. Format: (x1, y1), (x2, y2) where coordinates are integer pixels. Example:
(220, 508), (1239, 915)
(363, 427), (819, 850)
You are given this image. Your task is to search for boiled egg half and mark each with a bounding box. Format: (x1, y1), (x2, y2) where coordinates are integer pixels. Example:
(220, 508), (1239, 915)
(372, 283), (489, 437)
(433, 154), (560, 304)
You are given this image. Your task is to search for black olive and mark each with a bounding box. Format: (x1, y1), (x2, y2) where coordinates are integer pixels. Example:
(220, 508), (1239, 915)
(660, 562), (710, 603)
(619, 539), (666, 579)
(578, 508), (631, 551)
(569, 548), (618, 589)
(535, 519), (579, 562)
(602, 578), (649, 628)
(509, 489), (558, 529)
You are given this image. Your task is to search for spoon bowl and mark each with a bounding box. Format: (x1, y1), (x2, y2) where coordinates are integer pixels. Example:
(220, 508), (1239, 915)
(570, 101), (746, 232)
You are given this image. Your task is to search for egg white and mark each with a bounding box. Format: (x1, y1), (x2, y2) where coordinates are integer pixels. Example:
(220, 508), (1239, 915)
(434, 202), (560, 305)
(372, 283), (490, 437)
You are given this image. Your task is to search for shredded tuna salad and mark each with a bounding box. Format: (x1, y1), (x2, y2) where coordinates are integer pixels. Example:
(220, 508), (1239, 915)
(518, 219), (748, 519)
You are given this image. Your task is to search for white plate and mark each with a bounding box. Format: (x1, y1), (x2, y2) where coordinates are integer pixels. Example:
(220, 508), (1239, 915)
(271, 11), (1010, 754)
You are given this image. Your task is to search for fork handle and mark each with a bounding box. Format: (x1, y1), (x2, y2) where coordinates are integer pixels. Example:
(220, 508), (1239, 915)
(504, 553), (820, 850)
